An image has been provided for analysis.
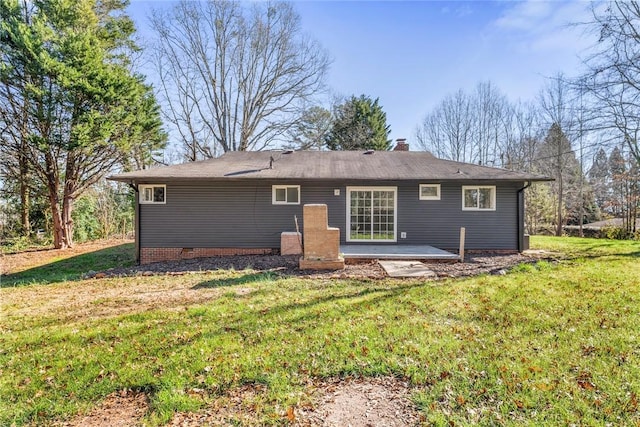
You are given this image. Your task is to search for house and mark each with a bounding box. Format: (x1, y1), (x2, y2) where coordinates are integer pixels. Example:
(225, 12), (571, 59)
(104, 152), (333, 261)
(109, 142), (549, 264)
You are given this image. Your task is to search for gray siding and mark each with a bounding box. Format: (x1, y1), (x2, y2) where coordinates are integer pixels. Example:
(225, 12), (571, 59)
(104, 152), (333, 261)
(139, 180), (521, 250)
(397, 181), (519, 250)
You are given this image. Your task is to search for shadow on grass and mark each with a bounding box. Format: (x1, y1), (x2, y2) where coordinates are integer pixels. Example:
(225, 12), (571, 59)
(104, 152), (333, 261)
(192, 271), (278, 289)
(200, 280), (430, 340)
(572, 251), (640, 262)
(536, 236), (640, 259)
(1, 243), (135, 287)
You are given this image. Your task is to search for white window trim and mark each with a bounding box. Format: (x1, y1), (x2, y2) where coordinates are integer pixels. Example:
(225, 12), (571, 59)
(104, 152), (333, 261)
(272, 185), (300, 205)
(139, 184), (166, 204)
(346, 186), (397, 243)
(419, 183), (441, 200)
(462, 185), (496, 211)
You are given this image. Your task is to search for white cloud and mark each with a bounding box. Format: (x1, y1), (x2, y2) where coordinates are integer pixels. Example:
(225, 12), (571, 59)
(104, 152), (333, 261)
(494, 1), (553, 31)
(490, 0), (595, 55)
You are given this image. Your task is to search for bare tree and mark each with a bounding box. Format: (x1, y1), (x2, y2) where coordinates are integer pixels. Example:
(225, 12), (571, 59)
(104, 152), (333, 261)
(539, 73), (584, 236)
(607, 145), (639, 234)
(579, 1), (640, 166)
(415, 89), (473, 161)
(415, 82), (511, 166)
(538, 74), (580, 236)
(502, 100), (542, 171)
(470, 81), (510, 166)
(536, 123), (582, 236)
(150, 1), (330, 157)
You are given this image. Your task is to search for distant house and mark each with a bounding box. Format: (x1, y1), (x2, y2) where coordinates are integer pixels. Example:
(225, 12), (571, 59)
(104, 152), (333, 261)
(109, 142), (549, 264)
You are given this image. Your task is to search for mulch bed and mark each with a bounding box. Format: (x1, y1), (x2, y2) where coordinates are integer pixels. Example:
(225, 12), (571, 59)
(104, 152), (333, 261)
(101, 251), (557, 280)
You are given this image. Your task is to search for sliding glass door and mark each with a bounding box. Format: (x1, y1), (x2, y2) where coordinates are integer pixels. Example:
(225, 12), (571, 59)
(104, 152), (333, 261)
(347, 187), (396, 242)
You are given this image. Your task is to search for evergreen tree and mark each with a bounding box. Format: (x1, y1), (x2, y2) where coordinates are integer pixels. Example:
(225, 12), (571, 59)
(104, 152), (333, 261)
(0, 0), (166, 248)
(285, 106), (333, 150)
(608, 146), (626, 217)
(326, 95), (391, 150)
(525, 182), (555, 234)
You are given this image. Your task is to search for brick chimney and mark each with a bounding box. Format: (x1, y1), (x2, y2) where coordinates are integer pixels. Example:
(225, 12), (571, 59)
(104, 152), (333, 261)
(393, 138), (409, 151)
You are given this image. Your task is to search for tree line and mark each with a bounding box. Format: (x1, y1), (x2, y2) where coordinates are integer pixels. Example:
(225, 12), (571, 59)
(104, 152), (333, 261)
(1, 0), (640, 248)
(413, 3), (640, 238)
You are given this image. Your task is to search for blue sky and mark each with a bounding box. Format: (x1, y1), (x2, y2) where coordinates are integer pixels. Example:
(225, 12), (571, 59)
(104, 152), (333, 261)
(128, 0), (596, 145)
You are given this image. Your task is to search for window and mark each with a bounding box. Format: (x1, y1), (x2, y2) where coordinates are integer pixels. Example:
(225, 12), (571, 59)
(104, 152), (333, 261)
(139, 185), (166, 204)
(419, 184), (441, 200)
(462, 186), (496, 211)
(347, 187), (397, 242)
(272, 185), (300, 205)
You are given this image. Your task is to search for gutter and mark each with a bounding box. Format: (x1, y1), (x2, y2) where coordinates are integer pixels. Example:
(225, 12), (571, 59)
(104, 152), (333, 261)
(127, 182), (140, 263)
(517, 181), (532, 252)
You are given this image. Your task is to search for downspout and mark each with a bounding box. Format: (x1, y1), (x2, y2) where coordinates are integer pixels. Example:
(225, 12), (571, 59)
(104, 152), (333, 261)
(128, 182), (140, 263)
(517, 181), (532, 252)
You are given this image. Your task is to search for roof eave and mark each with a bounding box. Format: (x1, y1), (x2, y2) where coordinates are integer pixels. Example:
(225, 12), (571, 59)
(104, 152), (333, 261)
(107, 175), (553, 183)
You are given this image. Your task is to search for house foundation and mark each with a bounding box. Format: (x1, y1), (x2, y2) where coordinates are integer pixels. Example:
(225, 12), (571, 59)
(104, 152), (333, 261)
(140, 247), (274, 264)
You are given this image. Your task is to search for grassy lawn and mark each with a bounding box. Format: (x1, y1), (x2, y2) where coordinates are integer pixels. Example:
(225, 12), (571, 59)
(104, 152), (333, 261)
(1, 236), (639, 425)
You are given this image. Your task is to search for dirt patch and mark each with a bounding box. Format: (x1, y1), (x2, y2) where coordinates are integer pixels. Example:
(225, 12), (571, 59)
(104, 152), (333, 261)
(105, 256), (387, 280)
(168, 383), (268, 426)
(44, 378), (422, 427)
(166, 377), (420, 426)
(296, 377), (422, 426)
(103, 251), (554, 281)
(427, 251), (556, 278)
(1, 273), (232, 324)
(54, 389), (148, 427)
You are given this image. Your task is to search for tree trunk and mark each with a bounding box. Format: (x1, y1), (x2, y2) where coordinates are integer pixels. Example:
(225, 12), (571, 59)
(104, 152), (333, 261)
(45, 153), (71, 249)
(62, 193), (74, 248)
(62, 154), (77, 248)
(49, 195), (75, 248)
(556, 174), (563, 237)
(19, 103), (31, 236)
(19, 167), (31, 236)
(49, 189), (67, 249)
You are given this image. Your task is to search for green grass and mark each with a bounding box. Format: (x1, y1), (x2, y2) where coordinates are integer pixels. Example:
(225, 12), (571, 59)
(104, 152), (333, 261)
(1, 236), (639, 425)
(1, 243), (134, 287)
(532, 234), (640, 256)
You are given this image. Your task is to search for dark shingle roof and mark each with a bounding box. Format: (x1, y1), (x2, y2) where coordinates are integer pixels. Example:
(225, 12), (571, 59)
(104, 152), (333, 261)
(109, 150), (550, 183)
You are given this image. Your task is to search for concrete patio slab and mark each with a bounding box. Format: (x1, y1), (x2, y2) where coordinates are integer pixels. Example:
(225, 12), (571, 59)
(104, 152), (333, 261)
(341, 244), (459, 260)
(379, 260), (438, 278)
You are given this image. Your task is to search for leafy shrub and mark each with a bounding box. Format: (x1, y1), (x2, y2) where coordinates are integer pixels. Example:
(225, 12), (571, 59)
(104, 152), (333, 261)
(0, 235), (51, 254)
(72, 195), (101, 243)
(600, 226), (633, 240)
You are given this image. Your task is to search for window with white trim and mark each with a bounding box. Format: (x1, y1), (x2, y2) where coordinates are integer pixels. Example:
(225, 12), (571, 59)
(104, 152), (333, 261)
(419, 184), (441, 200)
(139, 184), (166, 204)
(462, 186), (496, 211)
(272, 185), (300, 205)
